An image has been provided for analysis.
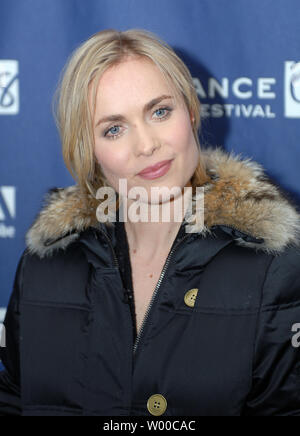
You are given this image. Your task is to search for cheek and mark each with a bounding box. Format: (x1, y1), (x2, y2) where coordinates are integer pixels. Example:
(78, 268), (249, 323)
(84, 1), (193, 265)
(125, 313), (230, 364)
(94, 143), (128, 177)
(167, 119), (195, 153)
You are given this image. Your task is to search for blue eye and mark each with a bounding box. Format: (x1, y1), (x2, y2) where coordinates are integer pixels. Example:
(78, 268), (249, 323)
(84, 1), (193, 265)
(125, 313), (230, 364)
(154, 107), (172, 119)
(109, 126), (120, 135)
(104, 125), (121, 138)
(155, 108), (166, 117)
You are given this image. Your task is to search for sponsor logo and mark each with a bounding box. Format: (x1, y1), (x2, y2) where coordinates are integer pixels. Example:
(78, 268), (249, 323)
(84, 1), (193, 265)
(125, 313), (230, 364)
(193, 61), (300, 119)
(0, 60), (19, 115)
(0, 186), (16, 238)
(193, 76), (276, 119)
(284, 61), (300, 118)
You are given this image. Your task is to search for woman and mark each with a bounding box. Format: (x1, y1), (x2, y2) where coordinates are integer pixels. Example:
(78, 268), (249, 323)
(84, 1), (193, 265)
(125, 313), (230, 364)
(1, 28), (300, 416)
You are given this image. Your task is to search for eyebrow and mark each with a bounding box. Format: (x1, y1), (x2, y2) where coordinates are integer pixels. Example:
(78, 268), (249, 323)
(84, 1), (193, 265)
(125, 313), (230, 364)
(95, 94), (174, 127)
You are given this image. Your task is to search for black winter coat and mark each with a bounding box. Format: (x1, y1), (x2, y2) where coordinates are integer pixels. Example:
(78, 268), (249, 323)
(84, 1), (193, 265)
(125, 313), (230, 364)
(1, 147), (300, 416)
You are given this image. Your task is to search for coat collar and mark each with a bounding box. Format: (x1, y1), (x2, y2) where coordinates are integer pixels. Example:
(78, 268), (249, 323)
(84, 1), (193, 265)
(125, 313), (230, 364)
(25, 147), (300, 258)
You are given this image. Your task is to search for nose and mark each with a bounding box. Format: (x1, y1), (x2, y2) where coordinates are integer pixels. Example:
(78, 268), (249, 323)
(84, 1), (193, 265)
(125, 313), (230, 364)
(133, 122), (161, 156)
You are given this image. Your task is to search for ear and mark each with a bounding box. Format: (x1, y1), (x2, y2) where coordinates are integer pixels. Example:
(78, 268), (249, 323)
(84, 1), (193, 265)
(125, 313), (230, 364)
(189, 109), (195, 124)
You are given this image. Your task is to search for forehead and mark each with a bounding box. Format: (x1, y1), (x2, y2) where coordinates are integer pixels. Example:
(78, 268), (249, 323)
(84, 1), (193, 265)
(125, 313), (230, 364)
(94, 57), (181, 105)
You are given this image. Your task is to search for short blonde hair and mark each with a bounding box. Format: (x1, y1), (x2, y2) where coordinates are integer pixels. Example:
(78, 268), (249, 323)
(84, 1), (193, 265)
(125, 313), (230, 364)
(53, 28), (208, 197)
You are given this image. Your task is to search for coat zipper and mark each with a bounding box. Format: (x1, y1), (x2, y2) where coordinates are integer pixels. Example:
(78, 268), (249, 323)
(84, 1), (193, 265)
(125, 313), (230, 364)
(97, 225), (138, 340)
(97, 226), (119, 268)
(97, 225), (191, 356)
(133, 232), (191, 356)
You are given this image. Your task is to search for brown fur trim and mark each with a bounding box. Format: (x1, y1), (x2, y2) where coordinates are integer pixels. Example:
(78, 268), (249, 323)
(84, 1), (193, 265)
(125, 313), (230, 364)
(25, 147), (300, 258)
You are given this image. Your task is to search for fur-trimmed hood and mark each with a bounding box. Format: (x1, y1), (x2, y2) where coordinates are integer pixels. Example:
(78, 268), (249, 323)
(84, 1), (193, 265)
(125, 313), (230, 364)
(26, 147), (300, 258)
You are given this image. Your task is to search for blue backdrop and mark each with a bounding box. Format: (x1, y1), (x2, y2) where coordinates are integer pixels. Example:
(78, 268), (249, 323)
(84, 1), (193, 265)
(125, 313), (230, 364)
(1, 0), (300, 358)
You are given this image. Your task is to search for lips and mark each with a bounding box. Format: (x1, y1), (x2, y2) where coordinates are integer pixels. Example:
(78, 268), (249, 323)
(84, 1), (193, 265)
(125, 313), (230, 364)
(137, 159), (173, 180)
(138, 159), (173, 175)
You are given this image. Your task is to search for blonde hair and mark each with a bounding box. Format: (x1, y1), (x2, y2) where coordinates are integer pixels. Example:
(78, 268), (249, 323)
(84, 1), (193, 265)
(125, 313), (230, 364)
(53, 28), (208, 198)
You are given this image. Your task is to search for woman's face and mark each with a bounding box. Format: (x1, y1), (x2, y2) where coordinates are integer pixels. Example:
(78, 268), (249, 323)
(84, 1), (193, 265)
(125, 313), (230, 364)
(92, 56), (200, 205)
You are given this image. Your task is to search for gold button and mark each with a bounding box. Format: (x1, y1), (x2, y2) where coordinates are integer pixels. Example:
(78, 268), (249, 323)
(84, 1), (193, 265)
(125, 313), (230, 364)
(147, 394), (167, 416)
(184, 288), (199, 307)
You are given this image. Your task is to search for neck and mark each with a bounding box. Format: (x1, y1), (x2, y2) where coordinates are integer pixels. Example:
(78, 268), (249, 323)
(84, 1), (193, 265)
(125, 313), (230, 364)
(120, 187), (193, 263)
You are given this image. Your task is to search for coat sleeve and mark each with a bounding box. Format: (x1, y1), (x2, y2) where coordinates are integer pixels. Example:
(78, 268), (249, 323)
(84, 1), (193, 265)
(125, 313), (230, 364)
(0, 250), (27, 416)
(243, 247), (300, 416)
